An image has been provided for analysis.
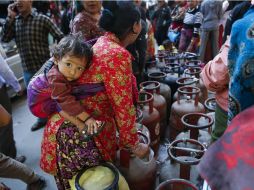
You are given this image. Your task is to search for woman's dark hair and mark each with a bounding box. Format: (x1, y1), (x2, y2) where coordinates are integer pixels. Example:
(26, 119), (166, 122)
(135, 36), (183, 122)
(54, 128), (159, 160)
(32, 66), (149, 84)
(99, 1), (141, 39)
(52, 33), (93, 67)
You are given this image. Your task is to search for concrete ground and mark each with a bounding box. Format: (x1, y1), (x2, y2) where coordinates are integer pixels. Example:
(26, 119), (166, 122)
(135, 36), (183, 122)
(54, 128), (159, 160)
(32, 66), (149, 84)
(0, 93), (206, 190)
(0, 95), (57, 190)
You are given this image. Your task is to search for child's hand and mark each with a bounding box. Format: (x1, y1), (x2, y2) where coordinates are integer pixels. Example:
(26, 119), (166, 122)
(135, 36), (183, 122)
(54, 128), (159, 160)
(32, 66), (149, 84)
(84, 118), (103, 135)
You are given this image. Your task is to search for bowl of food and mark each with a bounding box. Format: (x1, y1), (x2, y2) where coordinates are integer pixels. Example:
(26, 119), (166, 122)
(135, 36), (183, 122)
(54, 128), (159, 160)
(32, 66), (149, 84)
(75, 162), (119, 190)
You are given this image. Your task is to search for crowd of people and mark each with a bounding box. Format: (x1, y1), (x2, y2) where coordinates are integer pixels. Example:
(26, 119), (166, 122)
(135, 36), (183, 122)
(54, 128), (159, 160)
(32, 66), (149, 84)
(0, 0), (254, 190)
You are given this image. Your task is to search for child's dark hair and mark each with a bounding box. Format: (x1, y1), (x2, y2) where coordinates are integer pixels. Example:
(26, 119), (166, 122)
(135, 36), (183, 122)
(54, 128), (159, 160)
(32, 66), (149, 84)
(52, 33), (93, 68)
(162, 39), (173, 47)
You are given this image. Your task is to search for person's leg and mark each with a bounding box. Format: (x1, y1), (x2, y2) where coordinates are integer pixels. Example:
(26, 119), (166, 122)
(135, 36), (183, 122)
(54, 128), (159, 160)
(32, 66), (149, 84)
(211, 28), (219, 60)
(23, 71), (47, 131)
(0, 86), (16, 159)
(0, 153), (37, 184)
(178, 28), (192, 53)
(199, 29), (209, 62)
(178, 29), (187, 53)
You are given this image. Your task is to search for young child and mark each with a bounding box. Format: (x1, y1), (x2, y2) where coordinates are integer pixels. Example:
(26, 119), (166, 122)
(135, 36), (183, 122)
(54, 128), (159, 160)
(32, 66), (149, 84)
(27, 34), (104, 134)
(159, 39), (178, 53)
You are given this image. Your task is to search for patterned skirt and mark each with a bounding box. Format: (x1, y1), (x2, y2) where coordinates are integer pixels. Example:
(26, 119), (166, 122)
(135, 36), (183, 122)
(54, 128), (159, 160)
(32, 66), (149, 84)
(55, 121), (102, 190)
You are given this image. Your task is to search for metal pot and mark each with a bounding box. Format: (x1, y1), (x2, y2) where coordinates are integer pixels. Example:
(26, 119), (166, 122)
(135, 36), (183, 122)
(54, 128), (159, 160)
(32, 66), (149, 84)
(75, 162), (119, 190)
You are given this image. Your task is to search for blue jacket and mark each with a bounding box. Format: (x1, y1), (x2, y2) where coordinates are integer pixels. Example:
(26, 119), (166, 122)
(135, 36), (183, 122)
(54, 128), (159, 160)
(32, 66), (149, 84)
(228, 6), (254, 123)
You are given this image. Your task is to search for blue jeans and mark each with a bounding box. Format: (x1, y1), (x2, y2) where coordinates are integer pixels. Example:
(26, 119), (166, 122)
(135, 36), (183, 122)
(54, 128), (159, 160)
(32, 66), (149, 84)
(23, 71), (47, 124)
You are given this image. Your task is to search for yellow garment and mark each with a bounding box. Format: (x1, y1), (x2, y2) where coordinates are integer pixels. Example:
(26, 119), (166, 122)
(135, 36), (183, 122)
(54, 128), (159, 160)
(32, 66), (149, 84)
(69, 164), (129, 190)
(159, 45), (178, 53)
(158, 45), (165, 51)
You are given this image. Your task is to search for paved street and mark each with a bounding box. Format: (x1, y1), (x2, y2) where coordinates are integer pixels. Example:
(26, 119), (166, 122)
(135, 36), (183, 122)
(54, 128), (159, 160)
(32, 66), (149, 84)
(0, 95), (57, 190)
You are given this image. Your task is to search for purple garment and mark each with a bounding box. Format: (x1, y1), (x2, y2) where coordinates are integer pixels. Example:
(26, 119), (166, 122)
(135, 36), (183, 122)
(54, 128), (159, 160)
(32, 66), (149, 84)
(27, 74), (105, 118)
(55, 122), (102, 190)
(178, 28), (193, 52)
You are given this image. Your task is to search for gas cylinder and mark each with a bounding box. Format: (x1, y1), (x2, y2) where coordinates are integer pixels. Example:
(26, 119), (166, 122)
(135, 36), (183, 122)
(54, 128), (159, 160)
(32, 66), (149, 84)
(181, 52), (199, 63)
(164, 52), (180, 64)
(156, 51), (167, 64)
(173, 77), (197, 102)
(140, 81), (167, 140)
(159, 138), (205, 184)
(138, 91), (160, 154)
(156, 179), (198, 190)
(184, 67), (202, 79)
(184, 66), (208, 104)
(136, 108), (143, 124)
(160, 64), (182, 99)
(168, 139), (205, 180)
(169, 86), (205, 142)
(118, 131), (157, 190)
(146, 60), (157, 69)
(136, 123), (151, 145)
(184, 60), (202, 69)
(204, 97), (216, 113)
(144, 60), (160, 81)
(197, 97), (216, 135)
(148, 72), (172, 118)
(176, 113), (214, 146)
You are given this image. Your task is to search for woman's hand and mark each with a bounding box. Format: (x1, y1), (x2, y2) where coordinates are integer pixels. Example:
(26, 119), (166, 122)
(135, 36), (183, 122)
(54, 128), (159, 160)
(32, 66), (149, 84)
(84, 118), (103, 135)
(131, 143), (149, 159)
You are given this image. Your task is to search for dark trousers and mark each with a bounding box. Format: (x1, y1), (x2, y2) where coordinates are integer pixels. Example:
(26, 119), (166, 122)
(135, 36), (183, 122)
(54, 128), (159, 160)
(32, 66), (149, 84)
(0, 85), (16, 158)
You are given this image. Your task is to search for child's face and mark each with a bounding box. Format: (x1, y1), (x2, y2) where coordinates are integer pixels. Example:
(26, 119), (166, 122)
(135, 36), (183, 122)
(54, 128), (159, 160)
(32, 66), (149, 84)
(164, 44), (173, 51)
(57, 54), (87, 81)
(187, 0), (197, 9)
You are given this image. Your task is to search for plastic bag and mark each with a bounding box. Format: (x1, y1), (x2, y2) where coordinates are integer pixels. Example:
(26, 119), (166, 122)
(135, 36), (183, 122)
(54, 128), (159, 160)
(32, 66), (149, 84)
(168, 30), (180, 43)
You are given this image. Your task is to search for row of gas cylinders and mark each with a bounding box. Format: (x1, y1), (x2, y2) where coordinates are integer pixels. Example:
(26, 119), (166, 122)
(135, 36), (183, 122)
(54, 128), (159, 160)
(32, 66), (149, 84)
(118, 51), (217, 190)
(74, 52), (216, 190)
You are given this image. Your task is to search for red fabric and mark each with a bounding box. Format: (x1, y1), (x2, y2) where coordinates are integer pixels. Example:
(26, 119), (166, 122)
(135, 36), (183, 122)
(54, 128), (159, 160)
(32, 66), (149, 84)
(147, 20), (156, 59)
(198, 105), (254, 190)
(71, 11), (104, 41)
(40, 113), (65, 175)
(47, 66), (84, 116)
(40, 32), (139, 174)
(79, 32), (139, 159)
(171, 22), (183, 31)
